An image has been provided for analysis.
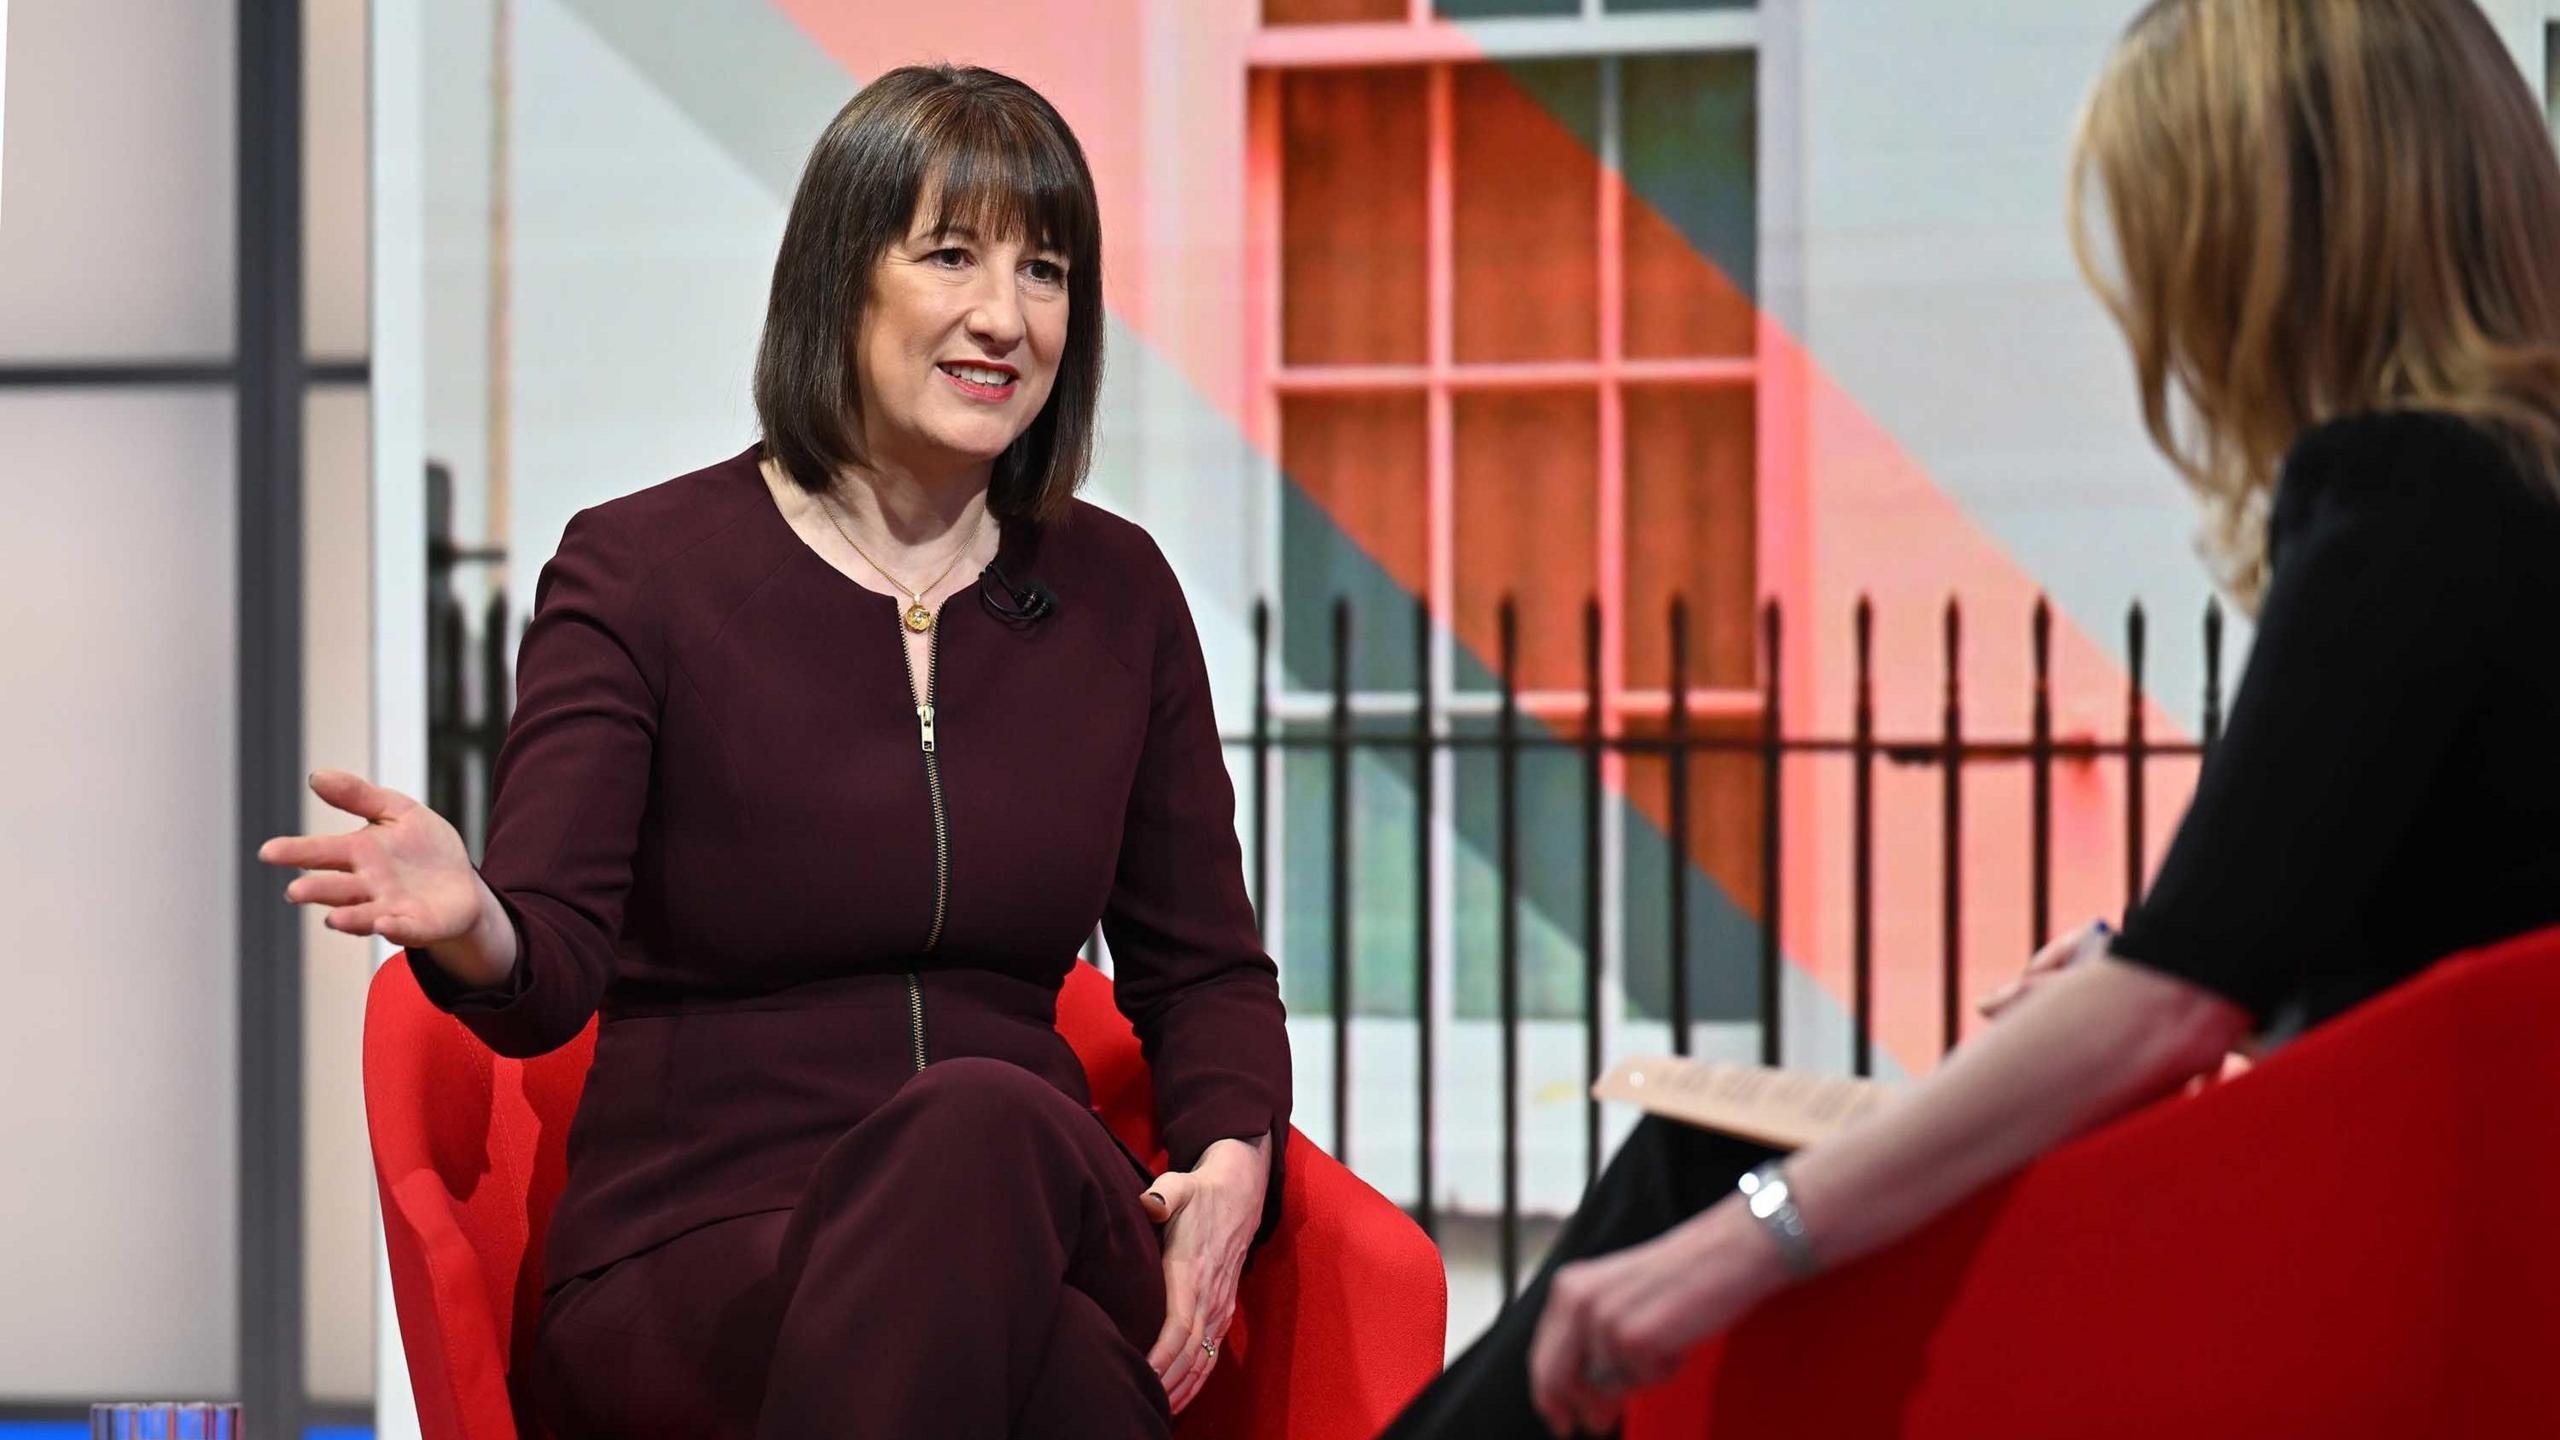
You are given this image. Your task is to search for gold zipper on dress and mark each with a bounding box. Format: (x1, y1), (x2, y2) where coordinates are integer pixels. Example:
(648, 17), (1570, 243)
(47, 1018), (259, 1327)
(903, 972), (929, 1073)
(898, 611), (947, 1073)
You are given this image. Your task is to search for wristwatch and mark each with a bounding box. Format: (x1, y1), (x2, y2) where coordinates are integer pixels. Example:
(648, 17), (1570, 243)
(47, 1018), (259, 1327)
(1735, 1161), (1820, 1277)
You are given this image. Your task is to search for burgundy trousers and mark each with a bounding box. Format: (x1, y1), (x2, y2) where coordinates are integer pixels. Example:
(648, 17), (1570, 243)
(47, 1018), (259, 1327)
(525, 1057), (1172, 1439)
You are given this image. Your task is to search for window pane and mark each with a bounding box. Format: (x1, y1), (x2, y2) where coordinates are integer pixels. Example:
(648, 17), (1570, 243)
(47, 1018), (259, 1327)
(0, 390), (238, 1394)
(0, 0), (235, 359)
(1453, 61), (1600, 364)
(1618, 715), (1766, 1027)
(1624, 383), (1756, 690)
(1266, 0), (1405, 20)
(1280, 393), (1428, 694)
(1621, 52), (1757, 358)
(1282, 69), (1429, 367)
(1453, 389), (1597, 694)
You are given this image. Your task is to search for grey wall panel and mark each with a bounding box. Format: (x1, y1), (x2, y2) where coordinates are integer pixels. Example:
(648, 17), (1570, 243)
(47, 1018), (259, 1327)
(301, 386), (375, 1403)
(304, 0), (371, 361)
(0, 0), (236, 360)
(0, 389), (239, 1396)
(1790, 0), (2242, 726)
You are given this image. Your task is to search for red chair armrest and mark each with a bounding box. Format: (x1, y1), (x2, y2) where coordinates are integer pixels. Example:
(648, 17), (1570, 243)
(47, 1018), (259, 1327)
(1176, 1130), (1447, 1440)
(380, 1167), (520, 1440)
(1625, 929), (2560, 1438)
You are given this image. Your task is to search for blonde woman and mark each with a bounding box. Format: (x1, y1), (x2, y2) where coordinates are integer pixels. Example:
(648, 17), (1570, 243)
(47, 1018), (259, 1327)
(1383, 2), (2560, 1433)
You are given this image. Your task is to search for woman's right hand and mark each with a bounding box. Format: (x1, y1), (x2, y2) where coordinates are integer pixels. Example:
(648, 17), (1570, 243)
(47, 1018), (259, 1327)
(1977, 920), (2111, 1022)
(258, 768), (517, 986)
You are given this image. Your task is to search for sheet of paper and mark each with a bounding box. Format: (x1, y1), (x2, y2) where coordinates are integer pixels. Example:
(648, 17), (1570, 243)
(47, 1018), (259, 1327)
(1592, 1055), (1894, 1150)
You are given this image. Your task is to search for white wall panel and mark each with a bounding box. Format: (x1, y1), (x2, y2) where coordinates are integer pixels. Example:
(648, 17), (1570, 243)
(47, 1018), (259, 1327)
(0, 389), (239, 1396)
(306, 0), (372, 360)
(303, 386), (376, 1403)
(0, 0), (235, 359)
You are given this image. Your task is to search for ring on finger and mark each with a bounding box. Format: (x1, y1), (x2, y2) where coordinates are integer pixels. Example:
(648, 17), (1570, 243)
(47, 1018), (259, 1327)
(1200, 1337), (1218, 1360)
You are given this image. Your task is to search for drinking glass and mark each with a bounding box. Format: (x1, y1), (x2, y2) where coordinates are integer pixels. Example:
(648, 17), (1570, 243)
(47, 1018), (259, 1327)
(87, 1403), (243, 1439)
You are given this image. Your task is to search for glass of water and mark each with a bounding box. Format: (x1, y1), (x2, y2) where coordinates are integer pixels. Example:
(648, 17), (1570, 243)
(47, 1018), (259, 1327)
(88, 1403), (242, 1439)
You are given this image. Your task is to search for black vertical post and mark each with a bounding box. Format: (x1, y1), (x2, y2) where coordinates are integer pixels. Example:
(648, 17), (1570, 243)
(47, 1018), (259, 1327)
(1666, 597), (1692, 1058)
(427, 464), (460, 827)
(1757, 600), (1783, 1067)
(1941, 597), (1964, 1058)
(2125, 602), (2148, 916)
(237, 0), (306, 1431)
(1251, 600), (1271, 940)
(2029, 598), (2055, 950)
(1497, 597), (1522, 1297)
(1329, 598), (1353, 1164)
(2202, 599), (2225, 753)
(1851, 597), (1876, 1079)
(1581, 598), (1604, 1185)
(429, 590), (464, 828)
(481, 588), (511, 838)
(1411, 599), (1436, 1239)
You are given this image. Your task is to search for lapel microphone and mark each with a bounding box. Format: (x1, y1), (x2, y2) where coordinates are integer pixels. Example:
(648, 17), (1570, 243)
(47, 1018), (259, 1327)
(979, 560), (1060, 628)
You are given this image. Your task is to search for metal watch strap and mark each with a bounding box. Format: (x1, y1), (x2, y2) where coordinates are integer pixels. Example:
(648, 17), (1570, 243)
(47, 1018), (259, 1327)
(1736, 1161), (1820, 1278)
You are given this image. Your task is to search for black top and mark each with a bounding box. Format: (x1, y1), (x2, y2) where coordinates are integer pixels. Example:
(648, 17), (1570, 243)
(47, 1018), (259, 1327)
(2114, 411), (2560, 1033)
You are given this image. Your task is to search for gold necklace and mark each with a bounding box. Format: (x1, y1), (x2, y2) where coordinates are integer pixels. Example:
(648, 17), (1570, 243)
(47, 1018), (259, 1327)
(817, 493), (985, 633)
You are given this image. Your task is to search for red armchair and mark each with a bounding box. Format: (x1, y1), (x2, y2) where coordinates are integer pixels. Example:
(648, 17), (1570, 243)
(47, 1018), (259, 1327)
(1626, 925), (2560, 1438)
(363, 956), (1447, 1440)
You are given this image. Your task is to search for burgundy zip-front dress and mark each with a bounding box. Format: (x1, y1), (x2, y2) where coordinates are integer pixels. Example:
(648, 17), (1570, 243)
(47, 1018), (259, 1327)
(407, 446), (1293, 1439)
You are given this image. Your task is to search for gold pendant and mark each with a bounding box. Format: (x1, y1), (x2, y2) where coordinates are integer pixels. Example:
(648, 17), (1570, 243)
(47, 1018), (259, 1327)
(904, 603), (934, 633)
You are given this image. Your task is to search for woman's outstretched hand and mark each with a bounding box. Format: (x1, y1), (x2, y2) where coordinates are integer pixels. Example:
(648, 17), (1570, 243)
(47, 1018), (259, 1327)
(258, 768), (515, 985)
(1140, 1132), (1270, 1414)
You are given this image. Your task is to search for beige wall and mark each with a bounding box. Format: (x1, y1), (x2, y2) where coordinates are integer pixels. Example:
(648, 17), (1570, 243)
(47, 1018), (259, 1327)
(303, 388), (375, 1404)
(0, 0), (240, 1398)
(0, 0), (377, 1403)
(305, 0), (378, 1406)
(0, 391), (241, 1397)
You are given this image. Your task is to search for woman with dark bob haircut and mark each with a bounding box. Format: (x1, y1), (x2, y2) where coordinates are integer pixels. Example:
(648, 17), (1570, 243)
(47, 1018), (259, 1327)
(261, 65), (1288, 1438)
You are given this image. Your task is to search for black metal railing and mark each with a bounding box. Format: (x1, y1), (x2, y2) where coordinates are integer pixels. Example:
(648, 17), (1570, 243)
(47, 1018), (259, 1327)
(426, 461), (511, 855)
(421, 500), (2228, 1294)
(1231, 591), (2225, 1292)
